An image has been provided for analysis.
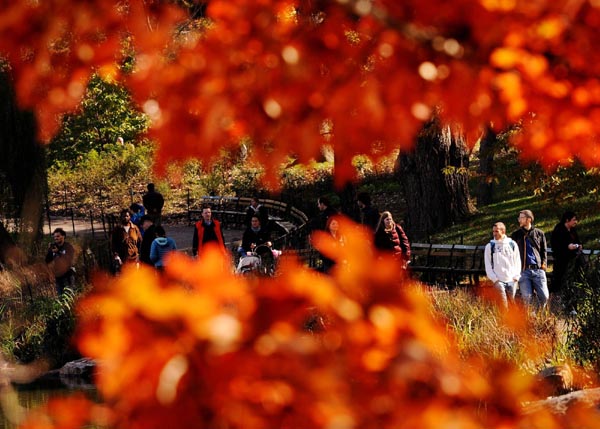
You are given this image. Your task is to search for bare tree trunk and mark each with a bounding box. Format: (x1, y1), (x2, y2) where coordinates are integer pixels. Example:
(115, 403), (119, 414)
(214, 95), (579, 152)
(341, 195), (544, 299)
(0, 70), (47, 251)
(396, 117), (475, 241)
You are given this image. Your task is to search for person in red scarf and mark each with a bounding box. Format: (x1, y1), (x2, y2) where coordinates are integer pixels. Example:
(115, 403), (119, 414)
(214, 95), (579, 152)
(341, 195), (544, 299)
(374, 211), (411, 267)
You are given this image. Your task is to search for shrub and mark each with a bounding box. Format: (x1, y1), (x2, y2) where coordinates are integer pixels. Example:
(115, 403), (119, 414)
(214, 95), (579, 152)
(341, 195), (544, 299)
(565, 258), (600, 372)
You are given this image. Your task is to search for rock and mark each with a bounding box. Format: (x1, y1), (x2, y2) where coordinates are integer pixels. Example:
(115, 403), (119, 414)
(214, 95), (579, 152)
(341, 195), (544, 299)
(535, 364), (573, 397)
(523, 387), (600, 415)
(59, 358), (95, 381)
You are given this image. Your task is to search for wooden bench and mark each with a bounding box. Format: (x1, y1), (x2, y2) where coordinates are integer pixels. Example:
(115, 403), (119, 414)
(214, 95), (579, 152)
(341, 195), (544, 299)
(409, 243), (486, 287)
(409, 243), (600, 287)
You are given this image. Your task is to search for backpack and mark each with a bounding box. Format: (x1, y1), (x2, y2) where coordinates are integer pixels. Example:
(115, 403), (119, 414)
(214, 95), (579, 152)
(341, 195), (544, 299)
(489, 240), (516, 269)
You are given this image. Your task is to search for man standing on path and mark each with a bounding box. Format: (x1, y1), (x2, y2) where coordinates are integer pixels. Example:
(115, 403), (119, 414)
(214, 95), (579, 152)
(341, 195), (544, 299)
(484, 222), (521, 308)
(45, 228), (76, 295)
(550, 211), (582, 295)
(192, 206), (226, 257)
(143, 183), (164, 225)
(511, 209), (549, 307)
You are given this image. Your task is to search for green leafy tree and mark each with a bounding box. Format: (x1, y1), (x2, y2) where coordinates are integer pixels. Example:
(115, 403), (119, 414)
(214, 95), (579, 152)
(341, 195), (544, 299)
(48, 74), (149, 167)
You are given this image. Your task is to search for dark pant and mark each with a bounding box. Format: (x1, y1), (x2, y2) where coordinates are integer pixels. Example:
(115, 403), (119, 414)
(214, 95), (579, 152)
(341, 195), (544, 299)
(56, 271), (75, 296)
(551, 261), (567, 294)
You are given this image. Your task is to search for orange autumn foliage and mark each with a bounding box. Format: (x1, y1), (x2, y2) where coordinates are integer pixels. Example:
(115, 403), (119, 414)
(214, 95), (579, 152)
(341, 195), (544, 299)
(17, 218), (600, 429)
(3, 1), (600, 427)
(2, 1), (600, 184)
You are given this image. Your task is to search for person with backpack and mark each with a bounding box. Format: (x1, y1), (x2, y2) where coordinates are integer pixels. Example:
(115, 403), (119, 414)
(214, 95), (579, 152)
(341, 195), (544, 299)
(484, 222), (522, 308)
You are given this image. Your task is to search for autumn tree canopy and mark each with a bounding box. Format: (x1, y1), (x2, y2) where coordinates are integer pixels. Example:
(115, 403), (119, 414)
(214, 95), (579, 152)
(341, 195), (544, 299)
(4, 2), (600, 429)
(1, 0), (600, 185)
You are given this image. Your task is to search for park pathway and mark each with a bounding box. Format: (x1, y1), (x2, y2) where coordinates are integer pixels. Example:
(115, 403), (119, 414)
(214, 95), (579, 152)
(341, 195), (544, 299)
(44, 216), (245, 254)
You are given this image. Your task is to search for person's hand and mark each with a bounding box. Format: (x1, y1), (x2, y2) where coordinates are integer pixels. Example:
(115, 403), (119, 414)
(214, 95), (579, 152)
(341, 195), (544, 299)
(266, 241), (272, 247)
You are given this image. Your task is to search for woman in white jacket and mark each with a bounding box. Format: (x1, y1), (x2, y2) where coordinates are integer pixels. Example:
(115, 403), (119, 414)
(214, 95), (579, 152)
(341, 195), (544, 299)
(484, 222), (522, 308)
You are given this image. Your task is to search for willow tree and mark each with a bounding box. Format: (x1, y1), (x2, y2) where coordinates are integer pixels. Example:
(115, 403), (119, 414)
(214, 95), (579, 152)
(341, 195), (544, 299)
(397, 116), (475, 239)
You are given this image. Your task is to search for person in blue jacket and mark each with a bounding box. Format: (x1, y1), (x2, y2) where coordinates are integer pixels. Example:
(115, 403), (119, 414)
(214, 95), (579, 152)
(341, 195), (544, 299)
(150, 226), (177, 271)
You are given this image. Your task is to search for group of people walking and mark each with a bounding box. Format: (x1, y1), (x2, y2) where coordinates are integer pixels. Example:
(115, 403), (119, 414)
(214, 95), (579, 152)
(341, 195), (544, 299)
(484, 209), (582, 308)
(312, 193), (412, 274)
(110, 184), (174, 273)
(47, 182), (584, 309)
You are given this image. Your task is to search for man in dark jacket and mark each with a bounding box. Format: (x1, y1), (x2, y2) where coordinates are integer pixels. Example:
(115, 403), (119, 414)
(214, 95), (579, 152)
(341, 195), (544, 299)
(239, 215), (271, 257)
(45, 228), (76, 295)
(143, 183), (164, 225)
(244, 197), (269, 231)
(550, 211), (582, 294)
(311, 196), (338, 232)
(139, 215), (157, 266)
(511, 209), (549, 307)
(357, 192), (379, 231)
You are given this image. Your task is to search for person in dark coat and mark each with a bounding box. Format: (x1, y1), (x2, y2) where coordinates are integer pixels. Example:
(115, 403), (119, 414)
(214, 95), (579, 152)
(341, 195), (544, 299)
(244, 197), (269, 231)
(511, 209), (549, 307)
(239, 215), (271, 257)
(142, 183), (165, 225)
(374, 211), (411, 267)
(311, 196), (338, 232)
(45, 228), (76, 295)
(139, 215), (157, 266)
(357, 192), (379, 231)
(550, 211), (582, 294)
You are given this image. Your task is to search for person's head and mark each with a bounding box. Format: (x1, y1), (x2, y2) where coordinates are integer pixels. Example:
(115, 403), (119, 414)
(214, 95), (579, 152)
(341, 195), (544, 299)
(147, 183), (155, 192)
(120, 208), (132, 225)
(561, 211), (578, 229)
(492, 222), (506, 240)
(129, 203), (141, 214)
(52, 228), (66, 246)
(251, 197), (259, 208)
(201, 206), (212, 223)
(155, 225), (166, 237)
(140, 215), (153, 231)
(317, 196), (330, 211)
(518, 210), (534, 228)
(357, 192), (371, 209)
(326, 216), (340, 235)
(250, 215), (261, 229)
(378, 211), (395, 231)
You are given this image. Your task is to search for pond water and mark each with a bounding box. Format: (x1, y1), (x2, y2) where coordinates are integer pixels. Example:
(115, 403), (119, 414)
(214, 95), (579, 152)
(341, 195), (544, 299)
(0, 383), (102, 429)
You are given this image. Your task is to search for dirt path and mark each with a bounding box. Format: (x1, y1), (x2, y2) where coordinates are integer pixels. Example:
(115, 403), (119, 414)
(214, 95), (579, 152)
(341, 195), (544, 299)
(44, 216), (244, 253)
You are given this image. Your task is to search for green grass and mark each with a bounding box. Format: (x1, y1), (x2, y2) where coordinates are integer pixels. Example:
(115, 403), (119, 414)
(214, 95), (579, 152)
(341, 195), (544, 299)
(430, 184), (600, 249)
